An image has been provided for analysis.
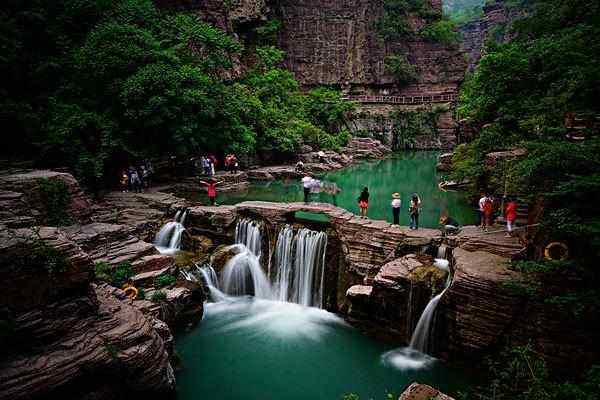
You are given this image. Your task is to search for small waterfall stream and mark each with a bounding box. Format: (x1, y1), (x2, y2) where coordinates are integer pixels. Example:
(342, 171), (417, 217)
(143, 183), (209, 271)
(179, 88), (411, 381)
(235, 219), (262, 258)
(290, 228), (328, 307)
(408, 243), (451, 354)
(154, 209), (188, 254)
(273, 225), (295, 302)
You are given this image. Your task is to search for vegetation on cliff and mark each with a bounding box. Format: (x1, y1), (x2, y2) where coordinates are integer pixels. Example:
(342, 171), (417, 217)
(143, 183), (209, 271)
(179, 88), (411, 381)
(453, 0), (600, 389)
(1, 0), (353, 187)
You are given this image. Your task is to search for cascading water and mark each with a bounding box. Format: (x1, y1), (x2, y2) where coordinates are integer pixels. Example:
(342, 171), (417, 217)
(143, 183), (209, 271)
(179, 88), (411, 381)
(273, 225), (295, 302)
(154, 209), (187, 254)
(290, 229), (328, 307)
(408, 245), (451, 354)
(221, 245), (273, 299)
(235, 219), (262, 258)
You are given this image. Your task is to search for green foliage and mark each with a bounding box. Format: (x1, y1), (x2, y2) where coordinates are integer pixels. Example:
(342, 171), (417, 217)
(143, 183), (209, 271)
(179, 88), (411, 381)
(443, 0), (485, 25)
(254, 19), (282, 44)
(112, 261), (134, 288)
(390, 106), (445, 149)
(151, 290), (167, 303)
(154, 274), (176, 288)
(38, 179), (73, 226)
(419, 19), (461, 46)
(458, 345), (600, 400)
(95, 261), (134, 287)
(376, 0), (439, 40)
(2, 0), (354, 186)
(136, 287), (146, 300)
(384, 54), (418, 85)
(94, 261), (112, 283)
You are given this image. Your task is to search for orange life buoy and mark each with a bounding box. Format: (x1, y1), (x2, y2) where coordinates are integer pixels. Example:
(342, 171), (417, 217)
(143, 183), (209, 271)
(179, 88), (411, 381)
(544, 242), (569, 261)
(122, 285), (139, 299)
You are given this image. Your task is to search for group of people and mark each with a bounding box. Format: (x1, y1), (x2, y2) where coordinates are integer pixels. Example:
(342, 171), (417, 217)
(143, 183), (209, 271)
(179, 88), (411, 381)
(120, 161), (154, 193)
(199, 155), (218, 177)
(478, 193), (518, 236)
(224, 154), (239, 174)
(383, 190), (423, 230)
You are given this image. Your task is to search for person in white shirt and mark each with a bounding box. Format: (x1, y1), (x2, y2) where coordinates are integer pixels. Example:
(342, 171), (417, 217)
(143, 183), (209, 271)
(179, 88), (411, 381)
(301, 174), (313, 203)
(478, 193), (488, 229)
(391, 192), (401, 225)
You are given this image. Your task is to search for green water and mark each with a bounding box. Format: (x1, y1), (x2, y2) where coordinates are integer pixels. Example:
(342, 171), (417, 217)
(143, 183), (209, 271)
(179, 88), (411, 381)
(175, 298), (470, 400)
(198, 152), (476, 228)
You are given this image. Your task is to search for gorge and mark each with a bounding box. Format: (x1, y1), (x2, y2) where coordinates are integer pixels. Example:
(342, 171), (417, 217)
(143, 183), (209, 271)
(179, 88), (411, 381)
(1, 0), (599, 399)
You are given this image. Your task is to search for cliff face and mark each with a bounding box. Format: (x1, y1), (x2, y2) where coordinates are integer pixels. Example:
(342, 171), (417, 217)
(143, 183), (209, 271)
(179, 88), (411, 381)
(275, 0), (465, 97)
(460, 0), (525, 71)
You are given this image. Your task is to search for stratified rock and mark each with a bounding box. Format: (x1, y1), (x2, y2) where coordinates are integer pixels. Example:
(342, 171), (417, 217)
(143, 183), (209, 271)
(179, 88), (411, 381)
(438, 248), (600, 373)
(0, 229), (174, 399)
(342, 137), (391, 160)
(399, 382), (454, 400)
(0, 169), (92, 225)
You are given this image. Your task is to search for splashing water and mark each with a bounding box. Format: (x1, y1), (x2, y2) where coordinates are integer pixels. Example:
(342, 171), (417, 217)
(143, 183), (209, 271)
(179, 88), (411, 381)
(154, 221), (185, 254)
(221, 246), (273, 299)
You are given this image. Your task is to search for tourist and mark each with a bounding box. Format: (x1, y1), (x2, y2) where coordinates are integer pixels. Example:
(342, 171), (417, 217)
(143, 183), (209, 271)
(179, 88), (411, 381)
(301, 174), (313, 203)
(358, 187), (369, 219)
(201, 156), (210, 176)
(440, 215), (460, 236)
(505, 197), (518, 237)
(139, 165), (149, 188)
(120, 171), (129, 192)
(200, 178), (222, 206)
(478, 192), (488, 229)
(482, 194), (494, 231)
(231, 154), (239, 174)
(130, 168), (142, 193)
(409, 193), (421, 230)
(144, 159), (154, 187)
(224, 154), (231, 172)
(295, 160), (305, 173)
(391, 192), (401, 225)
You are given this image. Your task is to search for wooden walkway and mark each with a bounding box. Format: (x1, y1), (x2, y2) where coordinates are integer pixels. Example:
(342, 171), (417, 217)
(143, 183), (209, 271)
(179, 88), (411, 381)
(342, 93), (457, 105)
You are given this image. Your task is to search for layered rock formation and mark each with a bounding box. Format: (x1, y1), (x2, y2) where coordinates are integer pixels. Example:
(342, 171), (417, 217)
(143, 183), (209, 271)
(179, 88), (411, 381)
(0, 228), (174, 400)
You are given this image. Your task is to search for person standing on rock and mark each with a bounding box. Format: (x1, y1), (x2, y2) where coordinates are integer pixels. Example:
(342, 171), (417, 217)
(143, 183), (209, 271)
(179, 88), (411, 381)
(391, 192), (401, 225)
(478, 192), (488, 229)
(302, 174), (313, 203)
(409, 193), (421, 229)
(505, 197), (518, 236)
(200, 178), (222, 206)
(358, 187), (370, 219)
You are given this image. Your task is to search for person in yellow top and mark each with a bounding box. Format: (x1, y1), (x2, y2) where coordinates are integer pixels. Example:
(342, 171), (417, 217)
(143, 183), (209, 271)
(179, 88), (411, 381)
(120, 171), (129, 192)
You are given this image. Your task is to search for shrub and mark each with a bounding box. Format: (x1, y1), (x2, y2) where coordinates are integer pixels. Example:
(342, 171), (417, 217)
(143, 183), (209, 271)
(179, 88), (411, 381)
(111, 261), (134, 288)
(151, 290), (167, 303)
(384, 54), (418, 85)
(136, 287), (146, 300)
(39, 179), (73, 226)
(419, 19), (461, 46)
(154, 274), (176, 288)
(94, 261), (111, 282)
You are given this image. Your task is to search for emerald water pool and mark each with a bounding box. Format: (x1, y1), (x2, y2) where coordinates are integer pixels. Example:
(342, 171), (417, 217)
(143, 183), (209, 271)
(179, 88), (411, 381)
(197, 151), (476, 228)
(175, 298), (470, 400)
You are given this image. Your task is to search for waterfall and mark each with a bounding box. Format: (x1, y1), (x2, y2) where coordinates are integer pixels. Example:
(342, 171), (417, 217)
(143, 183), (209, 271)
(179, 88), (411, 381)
(200, 264), (219, 289)
(221, 246), (273, 299)
(436, 244), (447, 260)
(273, 225), (295, 302)
(409, 269), (451, 354)
(290, 228), (328, 307)
(235, 219), (262, 257)
(154, 209), (188, 254)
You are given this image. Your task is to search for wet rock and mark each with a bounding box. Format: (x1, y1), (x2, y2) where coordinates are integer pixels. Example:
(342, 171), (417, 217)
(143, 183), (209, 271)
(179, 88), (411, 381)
(342, 137), (391, 160)
(209, 244), (244, 274)
(399, 382), (454, 400)
(131, 266), (174, 287)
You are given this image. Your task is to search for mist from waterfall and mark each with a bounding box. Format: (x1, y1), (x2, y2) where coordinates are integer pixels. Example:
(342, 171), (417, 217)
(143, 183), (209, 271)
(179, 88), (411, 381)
(154, 209), (188, 254)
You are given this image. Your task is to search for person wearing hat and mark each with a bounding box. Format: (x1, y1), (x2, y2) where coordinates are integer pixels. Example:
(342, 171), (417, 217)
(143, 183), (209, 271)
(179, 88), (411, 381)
(391, 192), (401, 225)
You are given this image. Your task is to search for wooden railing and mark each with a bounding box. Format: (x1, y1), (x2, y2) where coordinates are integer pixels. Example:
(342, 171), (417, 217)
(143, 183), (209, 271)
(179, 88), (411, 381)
(342, 93), (458, 105)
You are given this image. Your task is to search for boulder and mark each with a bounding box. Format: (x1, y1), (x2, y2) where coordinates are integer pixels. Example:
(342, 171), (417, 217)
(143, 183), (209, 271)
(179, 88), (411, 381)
(485, 148), (527, 169)
(399, 383), (454, 400)
(0, 169), (92, 226)
(436, 152), (453, 172)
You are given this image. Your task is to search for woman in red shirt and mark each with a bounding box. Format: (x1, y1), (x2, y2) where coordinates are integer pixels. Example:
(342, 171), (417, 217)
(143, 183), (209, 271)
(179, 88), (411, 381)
(200, 178), (222, 206)
(505, 198), (518, 236)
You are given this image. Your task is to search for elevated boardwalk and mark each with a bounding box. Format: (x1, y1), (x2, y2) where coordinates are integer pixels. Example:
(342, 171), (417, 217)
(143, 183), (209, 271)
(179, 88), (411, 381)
(343, 93), (458, 105)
